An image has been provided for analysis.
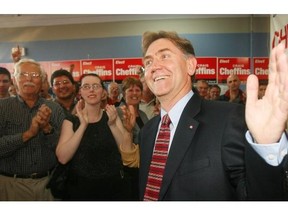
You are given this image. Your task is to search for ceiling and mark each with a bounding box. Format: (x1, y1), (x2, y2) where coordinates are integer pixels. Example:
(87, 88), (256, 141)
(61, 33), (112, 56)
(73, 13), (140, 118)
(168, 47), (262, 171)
(0, 14), (257, 29)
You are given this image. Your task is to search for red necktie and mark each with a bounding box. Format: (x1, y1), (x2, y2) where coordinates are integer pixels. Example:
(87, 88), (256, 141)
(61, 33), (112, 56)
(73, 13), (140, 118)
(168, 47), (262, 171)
(144, 114), (171, 201)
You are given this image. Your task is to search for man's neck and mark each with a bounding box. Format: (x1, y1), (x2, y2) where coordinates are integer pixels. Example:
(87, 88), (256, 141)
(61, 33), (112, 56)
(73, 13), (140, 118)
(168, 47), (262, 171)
(109, 96), (119, 102)
(230, 89), (240, 95)
(55, 98), (74, 110)
(21, 94), (39, 108)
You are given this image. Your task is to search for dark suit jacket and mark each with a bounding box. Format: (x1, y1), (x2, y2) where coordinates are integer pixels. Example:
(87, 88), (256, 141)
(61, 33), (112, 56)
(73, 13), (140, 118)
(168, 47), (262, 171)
(139, 93), (288, 200)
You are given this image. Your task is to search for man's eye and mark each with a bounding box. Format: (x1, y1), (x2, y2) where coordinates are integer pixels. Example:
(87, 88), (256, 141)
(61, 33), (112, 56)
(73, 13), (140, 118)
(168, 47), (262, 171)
(162, 54), (169, 59)
(144, 60), (152, 67)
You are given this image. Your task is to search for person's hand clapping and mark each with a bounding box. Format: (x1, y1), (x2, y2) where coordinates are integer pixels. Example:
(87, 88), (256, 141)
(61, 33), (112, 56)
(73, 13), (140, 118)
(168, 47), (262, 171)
(76, 99), (88, 127)
(120, 105), (136, 133)
(36, 104), (52, 130)
(106, 104), (117, 126)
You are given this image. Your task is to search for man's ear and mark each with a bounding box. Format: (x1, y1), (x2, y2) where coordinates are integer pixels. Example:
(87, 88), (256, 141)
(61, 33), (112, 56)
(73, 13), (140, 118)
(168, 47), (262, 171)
(187, 56), (197, 76)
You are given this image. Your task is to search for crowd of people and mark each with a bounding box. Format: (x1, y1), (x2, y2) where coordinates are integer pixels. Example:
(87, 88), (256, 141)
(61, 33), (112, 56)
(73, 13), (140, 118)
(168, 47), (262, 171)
(0, 30), (287, 201)
(194, 74), (267, 104)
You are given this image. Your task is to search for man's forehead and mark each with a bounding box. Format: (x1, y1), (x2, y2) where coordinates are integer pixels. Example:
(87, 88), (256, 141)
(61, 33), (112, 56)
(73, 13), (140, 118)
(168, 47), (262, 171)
(145, 39), (174, 55)
(227, 75), (239, 82)
(54, 76), (70, 81)
(0, 74), (10, 79)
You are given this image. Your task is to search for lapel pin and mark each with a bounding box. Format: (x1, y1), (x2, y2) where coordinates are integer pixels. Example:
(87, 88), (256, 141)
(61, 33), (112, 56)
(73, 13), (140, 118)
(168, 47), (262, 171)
(189, 125), (193, 129)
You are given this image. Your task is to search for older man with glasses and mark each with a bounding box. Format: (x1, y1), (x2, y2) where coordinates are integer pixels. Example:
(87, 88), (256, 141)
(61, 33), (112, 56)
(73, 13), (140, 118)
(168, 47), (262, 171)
(0, 59), (65, 200)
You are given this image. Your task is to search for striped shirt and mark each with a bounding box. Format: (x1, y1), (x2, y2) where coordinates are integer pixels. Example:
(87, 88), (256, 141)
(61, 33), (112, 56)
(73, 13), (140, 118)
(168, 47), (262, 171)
(0, 95), (65, 175)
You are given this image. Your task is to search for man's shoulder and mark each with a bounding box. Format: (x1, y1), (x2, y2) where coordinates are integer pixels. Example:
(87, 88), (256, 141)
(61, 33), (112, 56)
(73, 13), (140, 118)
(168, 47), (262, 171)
(41, 98), (66, 117)
(142, 114), (160, 129)
(0, 96), (18, 106)
(195, 99), (245, 120)
(203, 98), (242, 109)
(43, 98), (62, 108)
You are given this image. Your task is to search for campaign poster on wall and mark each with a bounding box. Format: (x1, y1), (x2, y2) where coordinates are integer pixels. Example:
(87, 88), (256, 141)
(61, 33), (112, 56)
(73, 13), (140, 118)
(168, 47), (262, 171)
(39, 61), (51, 81)
(49, 60), (81, 82)
(270, 14), (288, 50)
(217, 57), (250, 83)
(195, 57), (217, 84)
(0, 63), (14, 75)
(113, 58), (143, 81)
(81, 59), (113, 81)
(253, 57), (269, 81)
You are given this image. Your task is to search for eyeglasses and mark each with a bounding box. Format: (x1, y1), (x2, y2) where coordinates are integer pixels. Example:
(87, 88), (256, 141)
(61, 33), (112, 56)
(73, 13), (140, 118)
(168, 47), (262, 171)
(53, 80), (71, 87)
(81, 84), (102, 91)
(19, 72), (41, 79)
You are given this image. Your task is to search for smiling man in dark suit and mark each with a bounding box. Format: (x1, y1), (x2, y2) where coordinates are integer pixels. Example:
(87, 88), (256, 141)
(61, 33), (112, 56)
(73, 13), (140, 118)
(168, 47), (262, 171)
(119, 31), (288, 201)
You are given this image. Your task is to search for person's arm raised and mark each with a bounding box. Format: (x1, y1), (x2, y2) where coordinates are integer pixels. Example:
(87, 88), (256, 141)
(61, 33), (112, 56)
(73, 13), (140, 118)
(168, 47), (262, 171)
(106, 104), (139, 168)
(106, 104), (134, 151)
(246, 42), (288, 144)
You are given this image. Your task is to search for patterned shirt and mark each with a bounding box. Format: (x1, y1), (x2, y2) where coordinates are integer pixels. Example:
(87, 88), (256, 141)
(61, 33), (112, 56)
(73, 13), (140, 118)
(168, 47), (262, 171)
(53, 98), (78, 117)
(0, 95), (65, 175)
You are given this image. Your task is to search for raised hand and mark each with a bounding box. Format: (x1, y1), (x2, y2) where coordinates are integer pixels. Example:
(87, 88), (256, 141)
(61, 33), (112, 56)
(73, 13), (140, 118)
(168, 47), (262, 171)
(246, 42), (288, 144)
(11, 45), (22, 63)
(120, 105), (136, 133)
(106, 104), (117, 126)
(75, 99), (88, 126)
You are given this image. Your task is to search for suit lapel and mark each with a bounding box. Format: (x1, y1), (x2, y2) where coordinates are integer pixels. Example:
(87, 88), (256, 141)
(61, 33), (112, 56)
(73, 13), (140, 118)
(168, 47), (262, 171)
(139, 115), (161, 196)
(159, 94), (202, 200)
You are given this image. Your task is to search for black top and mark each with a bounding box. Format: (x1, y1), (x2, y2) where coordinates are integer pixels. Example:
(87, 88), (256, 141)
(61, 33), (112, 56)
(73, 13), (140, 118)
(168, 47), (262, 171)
(66, 112), (122, 179)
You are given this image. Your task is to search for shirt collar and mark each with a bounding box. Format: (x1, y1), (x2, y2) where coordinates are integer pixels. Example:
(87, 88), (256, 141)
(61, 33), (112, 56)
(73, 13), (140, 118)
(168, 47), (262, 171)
(160, 90), (193, 129)
(16, 94), (44, 109)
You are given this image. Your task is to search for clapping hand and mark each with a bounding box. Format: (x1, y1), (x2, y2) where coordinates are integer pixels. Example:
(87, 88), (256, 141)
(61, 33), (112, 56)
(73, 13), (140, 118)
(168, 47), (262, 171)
(120, 105), (136, 133)
(106, 104), (118, 126)
(75, 99), (88, 126)
(36, 104), (52, 129)
(27, 104), (51, 138)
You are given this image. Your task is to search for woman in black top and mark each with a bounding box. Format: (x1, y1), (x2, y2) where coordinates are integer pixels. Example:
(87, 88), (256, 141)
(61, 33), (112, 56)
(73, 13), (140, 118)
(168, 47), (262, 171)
(56, 73), (128, 201)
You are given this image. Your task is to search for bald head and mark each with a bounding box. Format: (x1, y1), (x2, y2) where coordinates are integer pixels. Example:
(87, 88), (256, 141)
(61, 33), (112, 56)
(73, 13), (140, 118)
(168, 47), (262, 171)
(227, 74), (240, 91)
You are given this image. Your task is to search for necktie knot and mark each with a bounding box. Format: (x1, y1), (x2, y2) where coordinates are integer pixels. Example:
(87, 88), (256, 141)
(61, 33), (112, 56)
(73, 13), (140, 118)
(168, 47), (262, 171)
(162, 114), (171, 126)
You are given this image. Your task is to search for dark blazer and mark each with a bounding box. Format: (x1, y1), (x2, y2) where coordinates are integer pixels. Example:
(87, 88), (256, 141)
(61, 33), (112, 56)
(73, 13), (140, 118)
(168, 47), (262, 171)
(139, 93), (288, 200)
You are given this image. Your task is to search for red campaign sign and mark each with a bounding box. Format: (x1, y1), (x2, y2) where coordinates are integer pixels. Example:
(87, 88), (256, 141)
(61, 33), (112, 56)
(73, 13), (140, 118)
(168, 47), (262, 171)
(114, 58), (143, 81)
(0, 63), (14, 75)
(217, 57), (251, 83)
(81, 59), (113, 81)
(39, 61), (51, 81)
(271, 23), (288, 49)
(195, 57), (217, 82)
(253, 57), (269, 80)
(49, 60), (82, 82)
